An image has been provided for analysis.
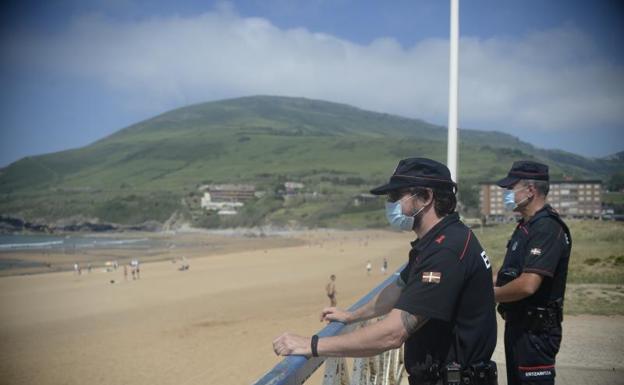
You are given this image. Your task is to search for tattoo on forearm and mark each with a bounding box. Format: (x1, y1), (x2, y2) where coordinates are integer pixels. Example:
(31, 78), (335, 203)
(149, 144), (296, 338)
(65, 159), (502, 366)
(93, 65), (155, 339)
(400, 310), (425, 335)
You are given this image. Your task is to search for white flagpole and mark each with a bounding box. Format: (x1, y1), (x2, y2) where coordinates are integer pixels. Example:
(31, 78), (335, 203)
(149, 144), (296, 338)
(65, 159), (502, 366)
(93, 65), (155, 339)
(447, 0), (459, 184)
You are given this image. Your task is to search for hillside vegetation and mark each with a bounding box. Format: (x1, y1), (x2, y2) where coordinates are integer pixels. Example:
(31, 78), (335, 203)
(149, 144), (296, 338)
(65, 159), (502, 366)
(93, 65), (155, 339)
(1, 96), (622, 228)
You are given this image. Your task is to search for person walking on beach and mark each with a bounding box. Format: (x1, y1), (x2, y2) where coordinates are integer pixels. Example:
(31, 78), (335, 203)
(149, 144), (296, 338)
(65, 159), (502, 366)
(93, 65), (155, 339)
(382, 257), (388, 274)
(325, 275), (337, 307)
(273, 158), (498, 385)
(494, 161), (571, 385)
(130, 259), (140, 279)
(179, 256), (190, 271)
(366, 260), (372, 276)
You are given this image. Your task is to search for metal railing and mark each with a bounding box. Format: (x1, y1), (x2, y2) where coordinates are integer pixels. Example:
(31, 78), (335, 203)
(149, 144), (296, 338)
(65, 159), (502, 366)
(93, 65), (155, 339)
(252, 268), (405, 385)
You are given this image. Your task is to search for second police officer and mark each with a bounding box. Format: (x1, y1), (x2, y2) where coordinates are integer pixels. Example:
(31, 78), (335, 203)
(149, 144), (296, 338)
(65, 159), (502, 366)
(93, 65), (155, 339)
(494, 161), (572, 385)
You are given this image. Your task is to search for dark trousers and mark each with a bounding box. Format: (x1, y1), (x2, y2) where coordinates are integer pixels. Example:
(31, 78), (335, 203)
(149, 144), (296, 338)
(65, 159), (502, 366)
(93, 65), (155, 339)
(504, 321), (562, 385)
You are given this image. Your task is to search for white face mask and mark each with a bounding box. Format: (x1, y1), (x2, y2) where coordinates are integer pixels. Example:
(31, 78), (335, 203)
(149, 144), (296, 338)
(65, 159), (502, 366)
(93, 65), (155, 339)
(385, 194), (426, 231)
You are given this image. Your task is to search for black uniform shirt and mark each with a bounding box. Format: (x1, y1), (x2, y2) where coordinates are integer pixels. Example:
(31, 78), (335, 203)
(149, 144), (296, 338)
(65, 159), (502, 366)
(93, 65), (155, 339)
(496, 204), (572, 310)
(394, 213), (497, 375)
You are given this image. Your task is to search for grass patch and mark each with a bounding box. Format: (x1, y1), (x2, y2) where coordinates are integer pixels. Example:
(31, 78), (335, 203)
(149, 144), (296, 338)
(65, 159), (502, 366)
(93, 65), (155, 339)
(603, 192), (624, 205)
(564, 284), (624, 315)
(584, 258), (601, 266)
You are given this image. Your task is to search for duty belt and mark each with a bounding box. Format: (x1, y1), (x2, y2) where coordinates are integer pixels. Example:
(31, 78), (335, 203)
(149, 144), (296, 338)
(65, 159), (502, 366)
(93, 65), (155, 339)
(408, 361), (498, 385)
(502, 306), (562, 331)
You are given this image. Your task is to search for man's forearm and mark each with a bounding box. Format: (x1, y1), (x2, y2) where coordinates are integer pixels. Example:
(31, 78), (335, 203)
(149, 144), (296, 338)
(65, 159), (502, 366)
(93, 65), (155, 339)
(273, 310), (426, 358)
(349, 283), (401, 323)
(495, 272), (543, 303)
(318, 310), (411, 357)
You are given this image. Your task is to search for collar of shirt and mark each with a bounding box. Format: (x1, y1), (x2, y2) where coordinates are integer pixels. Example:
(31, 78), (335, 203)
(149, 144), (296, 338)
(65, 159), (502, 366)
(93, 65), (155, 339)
(410, 212), (460, 252)
(517, 204), (552, 227)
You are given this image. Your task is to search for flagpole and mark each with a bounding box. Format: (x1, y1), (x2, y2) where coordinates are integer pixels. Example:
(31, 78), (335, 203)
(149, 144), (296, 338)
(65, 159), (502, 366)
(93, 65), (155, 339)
(447, 0), (459, 184)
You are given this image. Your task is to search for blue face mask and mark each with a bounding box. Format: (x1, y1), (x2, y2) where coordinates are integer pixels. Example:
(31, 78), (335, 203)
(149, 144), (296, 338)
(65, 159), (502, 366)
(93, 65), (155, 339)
(503, 186), (530, 211)
(385, 195), (426, 231)
(503, 190), (516, 211)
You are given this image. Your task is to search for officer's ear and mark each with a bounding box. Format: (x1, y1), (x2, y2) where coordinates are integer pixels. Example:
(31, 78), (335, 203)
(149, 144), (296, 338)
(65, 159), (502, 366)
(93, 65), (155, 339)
(422, 188), (434, 206)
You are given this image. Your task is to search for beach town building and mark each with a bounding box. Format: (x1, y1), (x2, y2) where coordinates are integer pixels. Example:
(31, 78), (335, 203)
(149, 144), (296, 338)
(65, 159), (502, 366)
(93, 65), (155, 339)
(198, 184), (256, 201)
(199, 184), (256, 215)
(479, 179), (602, 221)
(200, 197), (243, 215)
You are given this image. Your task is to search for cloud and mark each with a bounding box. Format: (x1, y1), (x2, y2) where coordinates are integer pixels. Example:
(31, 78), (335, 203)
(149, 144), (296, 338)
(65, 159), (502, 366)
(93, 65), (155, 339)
(5, 5), (624, 136)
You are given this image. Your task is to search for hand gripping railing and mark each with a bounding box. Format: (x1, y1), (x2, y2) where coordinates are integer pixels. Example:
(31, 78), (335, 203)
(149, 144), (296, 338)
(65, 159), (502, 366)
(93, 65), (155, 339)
(252, 267), (406, 385)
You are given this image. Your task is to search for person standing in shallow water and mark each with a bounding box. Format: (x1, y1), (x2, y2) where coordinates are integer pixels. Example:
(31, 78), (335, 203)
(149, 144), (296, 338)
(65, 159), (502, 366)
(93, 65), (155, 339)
(273, 157), (498, 385)
(326, 275), (337, 307)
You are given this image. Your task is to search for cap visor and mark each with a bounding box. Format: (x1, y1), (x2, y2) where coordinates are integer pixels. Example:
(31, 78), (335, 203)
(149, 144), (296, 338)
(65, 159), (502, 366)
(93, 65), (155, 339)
(370, 180), (410, 195)
(369, 183), (394, 195)
(496, 176), (519, 188)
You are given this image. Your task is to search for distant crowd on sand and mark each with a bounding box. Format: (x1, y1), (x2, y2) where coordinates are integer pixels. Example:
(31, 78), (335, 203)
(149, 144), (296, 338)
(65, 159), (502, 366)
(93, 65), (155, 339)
(71, 255), (193, 284)
(73, 259), (141, 282)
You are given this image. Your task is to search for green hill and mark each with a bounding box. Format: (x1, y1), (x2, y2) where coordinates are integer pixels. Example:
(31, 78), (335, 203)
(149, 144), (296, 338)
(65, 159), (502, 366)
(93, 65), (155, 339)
(0, 95), (621, 229)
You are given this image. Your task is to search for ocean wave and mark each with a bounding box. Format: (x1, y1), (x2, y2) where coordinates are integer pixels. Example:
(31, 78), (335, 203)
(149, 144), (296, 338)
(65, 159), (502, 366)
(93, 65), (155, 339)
(84, 238), (149, 247)
(0, 240), (64, 250)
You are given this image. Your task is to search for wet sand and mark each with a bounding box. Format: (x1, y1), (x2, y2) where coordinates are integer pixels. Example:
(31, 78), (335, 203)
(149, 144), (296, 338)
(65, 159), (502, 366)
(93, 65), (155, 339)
(0, 229), (621, 385)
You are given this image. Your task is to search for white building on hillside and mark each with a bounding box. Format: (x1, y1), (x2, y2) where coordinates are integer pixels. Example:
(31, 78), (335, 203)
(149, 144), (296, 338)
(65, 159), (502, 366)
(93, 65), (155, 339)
(200, 192), (244, 215)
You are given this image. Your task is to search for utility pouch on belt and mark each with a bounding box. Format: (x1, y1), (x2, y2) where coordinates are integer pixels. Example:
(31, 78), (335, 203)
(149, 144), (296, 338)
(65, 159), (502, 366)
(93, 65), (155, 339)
(523, 306), (562, 331)
(465, 361), (498, 385)
(442, 362), (461, 385)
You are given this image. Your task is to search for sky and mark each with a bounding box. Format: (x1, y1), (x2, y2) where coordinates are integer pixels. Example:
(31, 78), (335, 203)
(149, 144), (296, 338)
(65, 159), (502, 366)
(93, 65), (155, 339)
(1, 0), (623, 167)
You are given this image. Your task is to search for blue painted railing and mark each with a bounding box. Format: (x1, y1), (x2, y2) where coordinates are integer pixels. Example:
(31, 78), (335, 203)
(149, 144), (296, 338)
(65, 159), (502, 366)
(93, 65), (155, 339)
(251, 266), (404, 385)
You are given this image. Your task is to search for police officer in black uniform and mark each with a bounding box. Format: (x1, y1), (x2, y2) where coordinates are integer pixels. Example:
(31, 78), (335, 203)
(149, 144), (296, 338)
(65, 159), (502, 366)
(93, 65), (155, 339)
(274, 158), (498, 385)
(493, 161), (572, 385)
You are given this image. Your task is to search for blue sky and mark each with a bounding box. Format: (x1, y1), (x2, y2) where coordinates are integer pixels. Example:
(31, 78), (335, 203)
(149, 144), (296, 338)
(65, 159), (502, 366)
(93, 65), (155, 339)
(1, 0), (623, 166)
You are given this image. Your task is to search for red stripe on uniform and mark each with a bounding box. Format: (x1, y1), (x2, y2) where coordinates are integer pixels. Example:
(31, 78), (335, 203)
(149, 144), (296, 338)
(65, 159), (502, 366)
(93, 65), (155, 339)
(459, 230), (472, 260)
(518, 365), (555, 371)
(523, 268), (554, 277)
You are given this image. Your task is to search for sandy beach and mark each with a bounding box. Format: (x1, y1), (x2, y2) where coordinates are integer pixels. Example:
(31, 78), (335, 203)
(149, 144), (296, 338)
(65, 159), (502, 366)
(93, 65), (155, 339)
(0, 229), (622, 385)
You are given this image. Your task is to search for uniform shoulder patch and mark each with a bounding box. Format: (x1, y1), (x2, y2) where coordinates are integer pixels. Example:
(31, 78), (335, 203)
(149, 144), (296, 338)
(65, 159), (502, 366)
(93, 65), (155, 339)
(530, 248), (542, 256)
(422, 271), (441, 284)
(435, 234), (446, 244)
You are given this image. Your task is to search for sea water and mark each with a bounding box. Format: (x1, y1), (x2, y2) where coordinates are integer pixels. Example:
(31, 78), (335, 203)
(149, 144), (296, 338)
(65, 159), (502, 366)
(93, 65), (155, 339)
(0, 234), (154, 251)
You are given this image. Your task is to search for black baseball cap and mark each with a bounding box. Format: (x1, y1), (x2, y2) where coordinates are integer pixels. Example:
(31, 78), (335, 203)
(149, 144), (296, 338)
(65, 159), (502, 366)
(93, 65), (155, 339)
(496, 160), (549, 188)
(370, 157), (456, 195)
